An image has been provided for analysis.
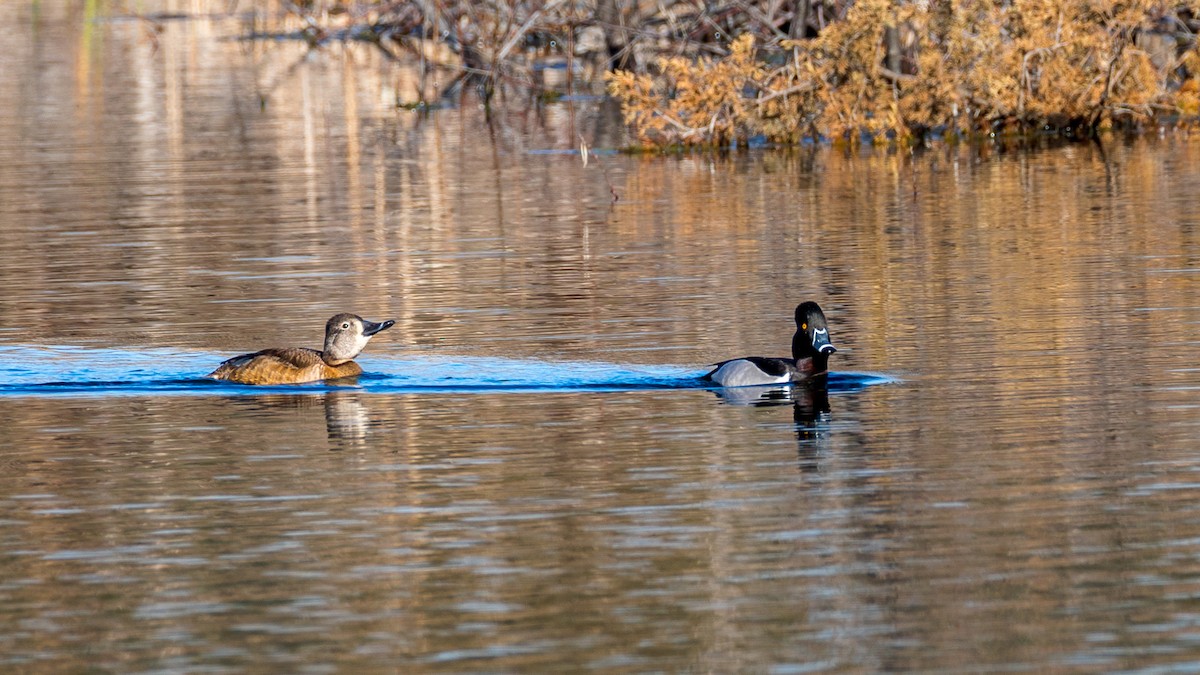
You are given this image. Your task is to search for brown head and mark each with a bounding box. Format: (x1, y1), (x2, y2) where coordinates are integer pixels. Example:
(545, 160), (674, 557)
(322, 313), (395, 366)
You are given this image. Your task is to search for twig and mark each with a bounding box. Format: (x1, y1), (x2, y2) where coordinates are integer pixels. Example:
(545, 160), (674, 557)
(730, 0), (789, 42)
(756, 82), (814, 105)
(1019, 43), (1066, 118)
(1090, 33), (1128, 130)
(878, 66), (914, 84)
(494, 0), (568, 64)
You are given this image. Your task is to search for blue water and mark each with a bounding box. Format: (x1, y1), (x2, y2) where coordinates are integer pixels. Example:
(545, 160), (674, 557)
(0, 345), (894, 397)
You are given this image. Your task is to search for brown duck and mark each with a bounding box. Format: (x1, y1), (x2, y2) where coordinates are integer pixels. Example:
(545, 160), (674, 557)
(208, 313), (395, 385)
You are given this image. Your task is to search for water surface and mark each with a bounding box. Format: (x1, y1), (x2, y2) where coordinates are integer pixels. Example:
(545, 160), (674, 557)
(2, 2), (1200, 672)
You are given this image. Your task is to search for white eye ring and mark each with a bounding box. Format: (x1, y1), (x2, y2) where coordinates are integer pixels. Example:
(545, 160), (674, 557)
(341, 322), (351, 329)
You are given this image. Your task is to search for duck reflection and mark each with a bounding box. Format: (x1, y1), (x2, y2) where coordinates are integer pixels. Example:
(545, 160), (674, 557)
(712, 381), (832, 472)
(711, 381), (829, 413)
(222, 391), (373, 451)
(711, 384), (798, 407)
(792, 384), (832, 473)
(322, 392), (371, 450)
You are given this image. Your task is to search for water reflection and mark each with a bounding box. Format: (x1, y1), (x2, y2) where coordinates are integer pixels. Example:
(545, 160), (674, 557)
(710, 383), (799, 407)
(322, 391), (371, 450)
(793, 386), (833, 474)
(5, 1), (1200, 672)
(710, 382), (834, 473)
(222, 392), (373, 451)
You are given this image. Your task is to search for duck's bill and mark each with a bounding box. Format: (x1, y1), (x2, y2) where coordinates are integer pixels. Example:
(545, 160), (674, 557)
(363, 319), (395, 336)
(812, 328), (837, 354)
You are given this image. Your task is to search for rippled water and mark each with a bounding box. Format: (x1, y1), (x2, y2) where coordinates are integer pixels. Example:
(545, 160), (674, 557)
(4, 1), (1200, 672)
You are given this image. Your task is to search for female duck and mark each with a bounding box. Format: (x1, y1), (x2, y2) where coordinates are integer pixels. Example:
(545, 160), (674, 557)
(208, 313), (395, 385)
(704, 301), (836, 387)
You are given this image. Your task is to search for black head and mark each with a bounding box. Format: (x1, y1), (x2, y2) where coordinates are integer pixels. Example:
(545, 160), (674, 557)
(791, 301), (837, 360)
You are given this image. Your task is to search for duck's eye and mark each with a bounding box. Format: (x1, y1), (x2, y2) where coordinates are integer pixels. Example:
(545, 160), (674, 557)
(341, 322), (351, 329)
(802, 323), (808, 331)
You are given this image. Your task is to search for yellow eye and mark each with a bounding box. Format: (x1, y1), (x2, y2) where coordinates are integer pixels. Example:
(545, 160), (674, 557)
(801, 323), (808, 330)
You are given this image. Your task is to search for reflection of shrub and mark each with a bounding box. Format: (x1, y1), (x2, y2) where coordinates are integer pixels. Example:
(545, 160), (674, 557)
(607, 0), (1200, 146)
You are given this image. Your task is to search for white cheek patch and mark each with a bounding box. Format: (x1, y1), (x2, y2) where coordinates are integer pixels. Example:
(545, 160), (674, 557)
(354, 333), (372, 353)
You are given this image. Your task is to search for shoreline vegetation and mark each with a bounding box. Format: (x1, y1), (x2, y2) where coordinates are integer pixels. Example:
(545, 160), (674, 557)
(225, 1), (1198, 146)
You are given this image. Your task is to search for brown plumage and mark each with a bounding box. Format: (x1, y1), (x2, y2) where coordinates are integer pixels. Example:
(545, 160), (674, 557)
(208, 313), (395, 385)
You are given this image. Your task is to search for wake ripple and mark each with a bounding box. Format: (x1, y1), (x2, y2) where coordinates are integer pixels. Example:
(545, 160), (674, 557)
(0, 345), (895, 397)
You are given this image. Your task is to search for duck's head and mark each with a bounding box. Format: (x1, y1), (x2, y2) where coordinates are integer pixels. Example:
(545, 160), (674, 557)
(322, 313), (395, 365)
(792, 301), (836, 359)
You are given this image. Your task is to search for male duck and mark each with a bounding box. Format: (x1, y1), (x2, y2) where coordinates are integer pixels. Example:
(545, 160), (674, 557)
(208, 313), (395, 385)
(703, 301), (836, 387)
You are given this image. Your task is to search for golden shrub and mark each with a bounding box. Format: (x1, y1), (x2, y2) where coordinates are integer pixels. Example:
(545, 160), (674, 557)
(606, 34), (765, 147)
(607, 0), (1200, 146)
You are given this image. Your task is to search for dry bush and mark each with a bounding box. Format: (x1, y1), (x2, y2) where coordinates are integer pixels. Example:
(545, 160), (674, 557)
(241, 0), (1200, 143)
(607, 0), (1200, 146)
(607, 34), (765, 146)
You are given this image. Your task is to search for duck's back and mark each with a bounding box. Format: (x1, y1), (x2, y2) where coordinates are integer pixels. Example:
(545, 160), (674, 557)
(703, 355), (826, 387)
(705, 357), (795, 387)
(208, 348), (363, 385)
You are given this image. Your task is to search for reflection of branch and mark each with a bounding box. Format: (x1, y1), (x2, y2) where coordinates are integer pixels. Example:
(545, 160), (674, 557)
(252, 45), (324, 106)
(580, 135), (621, 202)
(369, 38), (401, 63)
(138, 15), (164, 54)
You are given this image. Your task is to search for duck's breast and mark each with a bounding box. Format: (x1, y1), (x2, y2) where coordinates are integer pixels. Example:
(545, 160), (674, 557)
(792, 356), (822, 379)
(320, 361), (363, 380)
